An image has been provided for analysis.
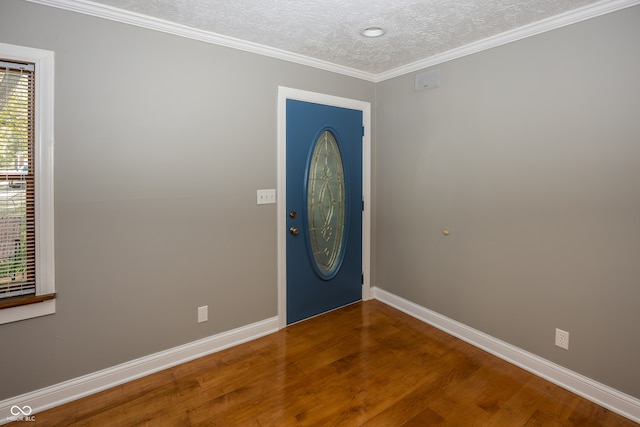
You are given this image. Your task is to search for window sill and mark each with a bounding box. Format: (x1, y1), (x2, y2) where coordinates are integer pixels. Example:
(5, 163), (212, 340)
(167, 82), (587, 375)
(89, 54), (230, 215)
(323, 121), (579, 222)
(0, 293), (56, 325)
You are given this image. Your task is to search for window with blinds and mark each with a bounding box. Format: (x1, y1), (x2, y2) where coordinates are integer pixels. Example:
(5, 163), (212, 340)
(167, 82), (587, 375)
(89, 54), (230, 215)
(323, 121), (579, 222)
(0, 60), (36, 299)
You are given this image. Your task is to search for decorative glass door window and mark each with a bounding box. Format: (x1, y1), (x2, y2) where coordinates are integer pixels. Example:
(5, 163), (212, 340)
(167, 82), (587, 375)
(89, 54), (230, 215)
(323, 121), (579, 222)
(306, 130), (346, 278)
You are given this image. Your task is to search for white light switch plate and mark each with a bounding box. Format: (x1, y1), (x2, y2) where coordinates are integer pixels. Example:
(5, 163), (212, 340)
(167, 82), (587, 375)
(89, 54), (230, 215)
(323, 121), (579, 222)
(257, 189), (276, 205)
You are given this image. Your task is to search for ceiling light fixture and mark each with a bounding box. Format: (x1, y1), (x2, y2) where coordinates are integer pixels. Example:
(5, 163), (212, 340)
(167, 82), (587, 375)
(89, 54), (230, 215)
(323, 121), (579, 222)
(361, 27), (386, 38)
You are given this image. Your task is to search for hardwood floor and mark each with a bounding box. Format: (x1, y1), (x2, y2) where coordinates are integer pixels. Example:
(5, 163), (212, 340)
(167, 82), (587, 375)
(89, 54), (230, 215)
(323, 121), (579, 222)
(26, 300), (638, 426)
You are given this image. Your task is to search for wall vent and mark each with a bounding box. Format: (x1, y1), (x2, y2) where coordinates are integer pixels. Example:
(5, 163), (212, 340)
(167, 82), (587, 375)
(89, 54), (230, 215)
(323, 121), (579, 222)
(415, 68), (440, 91)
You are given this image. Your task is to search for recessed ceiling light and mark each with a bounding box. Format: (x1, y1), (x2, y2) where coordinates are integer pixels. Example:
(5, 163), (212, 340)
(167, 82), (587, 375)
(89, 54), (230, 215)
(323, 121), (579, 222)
(361, 27), (386, 38)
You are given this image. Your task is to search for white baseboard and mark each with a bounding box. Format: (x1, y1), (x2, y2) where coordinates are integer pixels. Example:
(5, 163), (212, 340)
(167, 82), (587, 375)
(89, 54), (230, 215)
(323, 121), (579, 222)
(3, 293), (638, 424)
(0, 317), (278, 425)
(372, 287), (640, 424)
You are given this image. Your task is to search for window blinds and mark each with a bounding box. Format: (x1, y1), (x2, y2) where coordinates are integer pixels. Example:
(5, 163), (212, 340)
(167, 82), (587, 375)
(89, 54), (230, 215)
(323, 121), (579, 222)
(0, 60), (36, 299)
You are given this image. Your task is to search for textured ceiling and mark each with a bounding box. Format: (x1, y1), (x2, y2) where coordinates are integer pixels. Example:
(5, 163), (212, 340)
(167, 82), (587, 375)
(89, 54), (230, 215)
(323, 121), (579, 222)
(52, 0), (612, 75)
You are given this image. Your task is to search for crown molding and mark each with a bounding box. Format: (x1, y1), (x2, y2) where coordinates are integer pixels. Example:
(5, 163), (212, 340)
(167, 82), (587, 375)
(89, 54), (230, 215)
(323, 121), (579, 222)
(374, 0), (640, 81)
(25, 0), (640, 83)
(25, 0), (379, 82)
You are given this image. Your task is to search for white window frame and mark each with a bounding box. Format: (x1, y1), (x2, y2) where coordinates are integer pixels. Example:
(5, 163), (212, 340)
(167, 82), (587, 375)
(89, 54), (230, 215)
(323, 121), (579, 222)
(0, 43), (55, 324)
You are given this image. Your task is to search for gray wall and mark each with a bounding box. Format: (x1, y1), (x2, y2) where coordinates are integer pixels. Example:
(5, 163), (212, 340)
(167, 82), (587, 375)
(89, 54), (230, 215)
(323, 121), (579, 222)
(375, 6), (640, 398)
(1, 0), (638, 404)
(0, 0), (374, 399)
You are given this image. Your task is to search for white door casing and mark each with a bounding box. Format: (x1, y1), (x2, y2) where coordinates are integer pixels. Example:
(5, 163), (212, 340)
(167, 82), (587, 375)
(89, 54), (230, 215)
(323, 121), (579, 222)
(277, 86), (371, 328)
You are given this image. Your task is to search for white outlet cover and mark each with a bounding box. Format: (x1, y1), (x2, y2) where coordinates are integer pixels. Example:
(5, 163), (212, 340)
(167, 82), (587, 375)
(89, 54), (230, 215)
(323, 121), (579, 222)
(555, 328), (569, 350)
(198, 306), (208, 323)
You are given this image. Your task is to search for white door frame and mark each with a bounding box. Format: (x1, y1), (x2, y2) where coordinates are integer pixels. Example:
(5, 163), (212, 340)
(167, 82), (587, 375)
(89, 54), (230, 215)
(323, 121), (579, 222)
(277, 86), (371, 329)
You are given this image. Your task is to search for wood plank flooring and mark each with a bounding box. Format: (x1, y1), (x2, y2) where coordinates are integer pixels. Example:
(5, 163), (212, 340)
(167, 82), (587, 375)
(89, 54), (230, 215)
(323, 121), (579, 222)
(24, 300), (638, 426)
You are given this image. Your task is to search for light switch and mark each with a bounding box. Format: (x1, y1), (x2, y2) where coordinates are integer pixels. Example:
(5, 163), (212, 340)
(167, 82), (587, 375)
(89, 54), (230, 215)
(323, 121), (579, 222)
(257, 189), (276, 205)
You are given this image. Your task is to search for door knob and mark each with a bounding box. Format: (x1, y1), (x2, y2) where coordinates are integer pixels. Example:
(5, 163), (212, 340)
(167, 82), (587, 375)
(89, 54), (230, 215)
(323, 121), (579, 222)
(289, 227), (299, 236)
(289, 210), (297, 219)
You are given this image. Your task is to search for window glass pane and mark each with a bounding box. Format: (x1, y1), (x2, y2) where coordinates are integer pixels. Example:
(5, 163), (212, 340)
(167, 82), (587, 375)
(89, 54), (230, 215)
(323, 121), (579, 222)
(307, 130), (346, 277)
(0, 64), (34, 297)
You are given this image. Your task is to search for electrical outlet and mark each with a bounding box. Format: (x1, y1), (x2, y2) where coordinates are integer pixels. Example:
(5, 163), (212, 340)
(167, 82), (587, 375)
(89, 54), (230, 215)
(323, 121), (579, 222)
(555, 328), (569, 350)
(198, 306), (208, 323)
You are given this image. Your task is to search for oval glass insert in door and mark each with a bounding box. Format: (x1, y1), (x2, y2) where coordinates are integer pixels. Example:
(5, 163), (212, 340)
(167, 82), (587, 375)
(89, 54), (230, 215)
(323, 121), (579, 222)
(306, 130), (347, 279)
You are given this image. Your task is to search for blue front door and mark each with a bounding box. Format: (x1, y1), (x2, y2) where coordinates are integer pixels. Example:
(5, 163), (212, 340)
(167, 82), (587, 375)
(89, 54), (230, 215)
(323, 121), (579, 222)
(286, 100), (363, 324)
